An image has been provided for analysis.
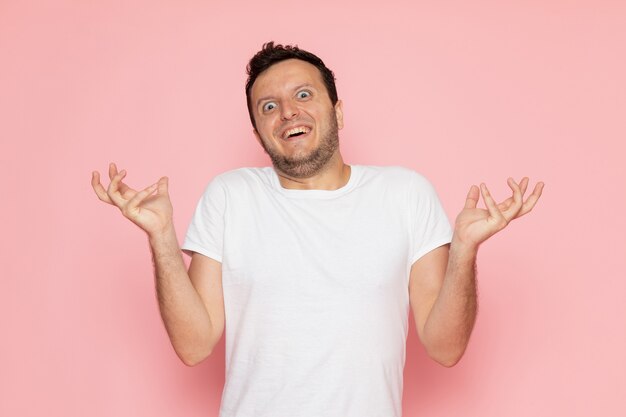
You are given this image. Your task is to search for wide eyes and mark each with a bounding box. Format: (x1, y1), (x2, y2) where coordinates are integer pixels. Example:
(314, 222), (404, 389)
(296, 90), (311, 99)
(263, 102), (277, 112)
(260, 90), (312, 113)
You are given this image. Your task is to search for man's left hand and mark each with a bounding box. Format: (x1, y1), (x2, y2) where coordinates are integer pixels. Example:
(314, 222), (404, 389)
(453, 177), (544, 249)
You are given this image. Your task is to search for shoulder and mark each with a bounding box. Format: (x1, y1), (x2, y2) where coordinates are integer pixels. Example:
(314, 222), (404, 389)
(207, 167), (274, 190)
(192, 167), (274, 204)
(356, 165), (433, 188)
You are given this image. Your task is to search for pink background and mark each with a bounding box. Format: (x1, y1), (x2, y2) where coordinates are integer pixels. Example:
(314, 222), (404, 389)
(1, 1), (625, 416)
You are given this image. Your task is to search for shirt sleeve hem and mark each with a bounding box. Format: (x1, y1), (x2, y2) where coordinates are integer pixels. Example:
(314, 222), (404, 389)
(181, 242), (223, 263)
(409, 234), (453, 266)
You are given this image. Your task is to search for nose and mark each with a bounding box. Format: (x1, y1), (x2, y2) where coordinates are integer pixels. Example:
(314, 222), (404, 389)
(280, 100), (299, 121)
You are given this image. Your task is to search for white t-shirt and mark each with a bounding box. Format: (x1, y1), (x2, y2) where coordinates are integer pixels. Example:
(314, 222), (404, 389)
(182, 165), (453, 417)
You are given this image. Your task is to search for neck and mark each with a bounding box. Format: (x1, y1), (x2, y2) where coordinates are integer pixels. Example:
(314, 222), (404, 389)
(275, 151), (350, 190)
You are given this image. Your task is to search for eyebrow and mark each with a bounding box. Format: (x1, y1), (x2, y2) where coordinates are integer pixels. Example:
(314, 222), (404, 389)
(256, 83), (315, 107)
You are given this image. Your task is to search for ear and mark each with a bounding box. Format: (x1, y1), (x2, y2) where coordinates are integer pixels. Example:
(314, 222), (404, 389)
(334, 100), (344, 130)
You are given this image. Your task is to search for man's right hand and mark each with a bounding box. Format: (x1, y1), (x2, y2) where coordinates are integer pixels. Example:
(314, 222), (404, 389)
(92, 163), (223, 365)
(91, 162), (173, 237)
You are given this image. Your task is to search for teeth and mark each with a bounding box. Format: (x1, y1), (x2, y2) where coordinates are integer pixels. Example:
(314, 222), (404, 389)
(284, 126), (310, 139)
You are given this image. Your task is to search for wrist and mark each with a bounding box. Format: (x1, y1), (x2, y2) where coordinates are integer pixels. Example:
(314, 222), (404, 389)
(148, 223), (177, 246)
(450, 235), (479, 260)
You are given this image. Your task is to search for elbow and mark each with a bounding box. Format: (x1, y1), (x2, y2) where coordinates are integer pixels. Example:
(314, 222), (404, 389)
(173, 330), (222, 366)
(177, 347), (213, 367)
(431, 352), (463, 368)
(425, 344), (466, 368)
(421, 328), (471, 368)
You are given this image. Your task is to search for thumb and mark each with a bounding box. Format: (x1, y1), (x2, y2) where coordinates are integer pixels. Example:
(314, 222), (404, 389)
(157, 176), (169, 195)
(464, 185), (479, 209)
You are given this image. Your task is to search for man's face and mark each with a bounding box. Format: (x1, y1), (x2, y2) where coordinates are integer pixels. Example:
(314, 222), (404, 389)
(250, 59), (344, 178)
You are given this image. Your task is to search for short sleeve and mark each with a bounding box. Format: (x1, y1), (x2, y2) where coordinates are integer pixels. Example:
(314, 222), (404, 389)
(408, 172), (453, 265)
(181, 177), (226, 262)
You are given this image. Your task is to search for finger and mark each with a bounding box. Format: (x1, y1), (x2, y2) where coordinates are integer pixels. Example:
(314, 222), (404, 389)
(108, 162), (134, 196)
(91, 171), (113, 204)
(125, 182), (159, 215)
(464, 185), (479, 209)
(502, 177), (523, 221)
(519, 177), (529, 196)
(116, 174), (135, 198)
(157, 176), (169, 196)
(518, 181), (545, 217)
(497, 196), (513, 211)
(480, 183), (506, 226)
(497, 178), (526, 211)
(108, 162), (118, 181)
(107, 169), (128, 207)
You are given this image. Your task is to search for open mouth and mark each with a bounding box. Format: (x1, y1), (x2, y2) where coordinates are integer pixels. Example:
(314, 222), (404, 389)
(283, 126), (311, 140)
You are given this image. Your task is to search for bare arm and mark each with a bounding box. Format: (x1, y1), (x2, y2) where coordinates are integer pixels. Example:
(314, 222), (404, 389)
(91, 163), (224, 366)
(410, 243), (477, 367)
(410, 177), (544, 367)
(149, 228), (224, 366)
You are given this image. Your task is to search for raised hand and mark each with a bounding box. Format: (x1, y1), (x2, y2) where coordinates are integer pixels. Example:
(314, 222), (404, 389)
(453, 177), (544, 248)
(91, 163), (173, 236)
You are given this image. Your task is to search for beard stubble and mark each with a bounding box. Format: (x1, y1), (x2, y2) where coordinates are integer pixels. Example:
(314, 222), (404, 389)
(260, 109), (340, 179)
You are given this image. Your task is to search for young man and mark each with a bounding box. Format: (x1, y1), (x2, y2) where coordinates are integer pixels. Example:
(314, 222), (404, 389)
(92, 42), (543, 417)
